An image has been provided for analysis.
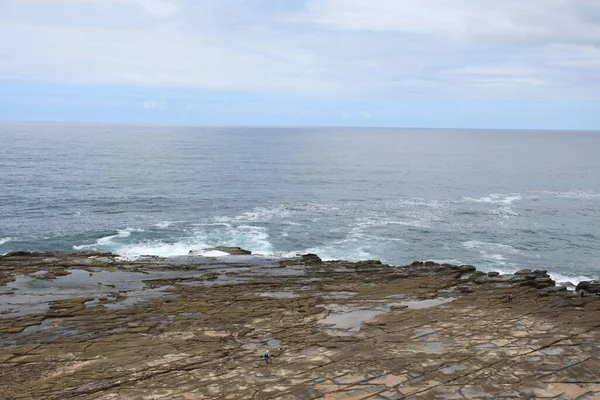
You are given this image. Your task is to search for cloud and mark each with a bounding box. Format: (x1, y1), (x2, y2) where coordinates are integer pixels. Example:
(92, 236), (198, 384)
(1, 0), (600, 101)
(302, 0), (600, 46)
(142, 100), (167, 110)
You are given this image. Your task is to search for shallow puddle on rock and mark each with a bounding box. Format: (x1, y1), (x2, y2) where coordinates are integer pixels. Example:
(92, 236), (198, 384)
(440, 363), (469, 374)
(104, 286), (173, 310)
(319, 303), (397, 335)
(416, 341), (448, 352)
(414, 328), (439, 339)
(322, 291), (358, 299)
(21, 317), (66, 335)
(252, 265), (306, 277)
(181, 275), (251, 287)
(397, 297), (456, 309)
(0, 269), (179, 317)
(473, 343), (499, 350)
(258, 291), (297, 299)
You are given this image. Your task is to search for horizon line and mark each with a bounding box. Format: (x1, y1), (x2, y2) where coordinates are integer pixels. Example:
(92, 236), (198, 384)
(1, 119), (599, 133)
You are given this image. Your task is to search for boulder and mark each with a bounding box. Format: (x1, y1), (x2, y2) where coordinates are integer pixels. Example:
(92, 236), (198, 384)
(458, 265), (476, 273)
(576, 281), (600, 294)
(533, 277), (555, 289)
(301, 253), (322, 265)
(487, 271), (500, 277)
(515, 269), (532, 275)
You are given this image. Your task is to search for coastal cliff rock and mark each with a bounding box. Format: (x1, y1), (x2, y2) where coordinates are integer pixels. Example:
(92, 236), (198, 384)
(0, 252), (599, 399)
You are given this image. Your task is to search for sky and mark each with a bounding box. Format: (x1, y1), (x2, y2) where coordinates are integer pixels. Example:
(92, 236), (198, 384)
(1, 0), (600, 129)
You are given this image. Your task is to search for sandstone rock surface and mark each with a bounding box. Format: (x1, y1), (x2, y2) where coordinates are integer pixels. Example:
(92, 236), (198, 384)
(0, 252), (599, 399)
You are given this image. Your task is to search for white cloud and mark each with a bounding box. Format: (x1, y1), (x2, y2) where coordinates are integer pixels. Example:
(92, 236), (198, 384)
(1, 0), (600, 100)
(302, 0), (600, 45)
(142, 100), (167, 110)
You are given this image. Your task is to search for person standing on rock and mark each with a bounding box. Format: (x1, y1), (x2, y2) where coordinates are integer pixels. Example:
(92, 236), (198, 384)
(263, 350), (271, 363)
(508, 293), (513, 303)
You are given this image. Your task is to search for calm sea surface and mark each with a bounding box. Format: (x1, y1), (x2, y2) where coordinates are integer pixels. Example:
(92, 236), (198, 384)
(1, 122), (599, 283)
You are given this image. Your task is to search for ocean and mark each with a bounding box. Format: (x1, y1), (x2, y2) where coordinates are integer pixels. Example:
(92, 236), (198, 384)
(1, 122), (599, 284)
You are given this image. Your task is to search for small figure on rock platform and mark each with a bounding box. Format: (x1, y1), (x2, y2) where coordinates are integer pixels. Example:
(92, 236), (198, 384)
(262, 350), (271, 363)
(508, 293), (513, 303)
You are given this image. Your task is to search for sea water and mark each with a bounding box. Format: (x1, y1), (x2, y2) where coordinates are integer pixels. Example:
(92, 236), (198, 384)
(1, 122), (599, 283)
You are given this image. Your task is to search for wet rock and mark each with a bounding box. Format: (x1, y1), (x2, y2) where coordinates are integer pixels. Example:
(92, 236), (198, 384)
(533, 277), (555, 289)
(545, 286), (567, 293)
(515, 269), (533, 275)
(213, 246), (251, 255)
(576, 280), (600, 294)
(301, 253), (322, 265)
(0, 251), (598, 400)
(459, 265), (477, 273)
(487, 271), (500, 277)
(355, 260), (383, 269)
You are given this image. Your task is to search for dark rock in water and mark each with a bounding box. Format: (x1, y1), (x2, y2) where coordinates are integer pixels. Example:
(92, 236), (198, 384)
(424, 261), (438, 267)
(411, 261), (424, 266)
(487, 271), (500, 277)
(576, 281), (600, 294)
(458, 265), (476, 273)
(214, 246), (251, 255)
(301, 253), (322, 265)
(515, 269), (533, 275)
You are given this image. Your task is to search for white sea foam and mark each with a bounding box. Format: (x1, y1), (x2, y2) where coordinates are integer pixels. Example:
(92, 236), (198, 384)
(0, 237), (13, 245)
(539, 191), (600, 200)
(464, 194), (523, 205)
(73, 228), (144, 250)
(488, 208), (520, 217)
(154, 221), (181, 228)
(117, 241), (205, 259)
(481, 252), (506, 262)
(100, 223), (276, 260)
(197, 250), (230, 257)
(214, 205), (294, 224)
(547, 272), (592, 286)
(462, 241), (522, 254)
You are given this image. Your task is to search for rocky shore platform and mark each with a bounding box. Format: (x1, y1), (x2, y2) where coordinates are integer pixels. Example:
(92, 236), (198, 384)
(1, 249), (600, 399)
